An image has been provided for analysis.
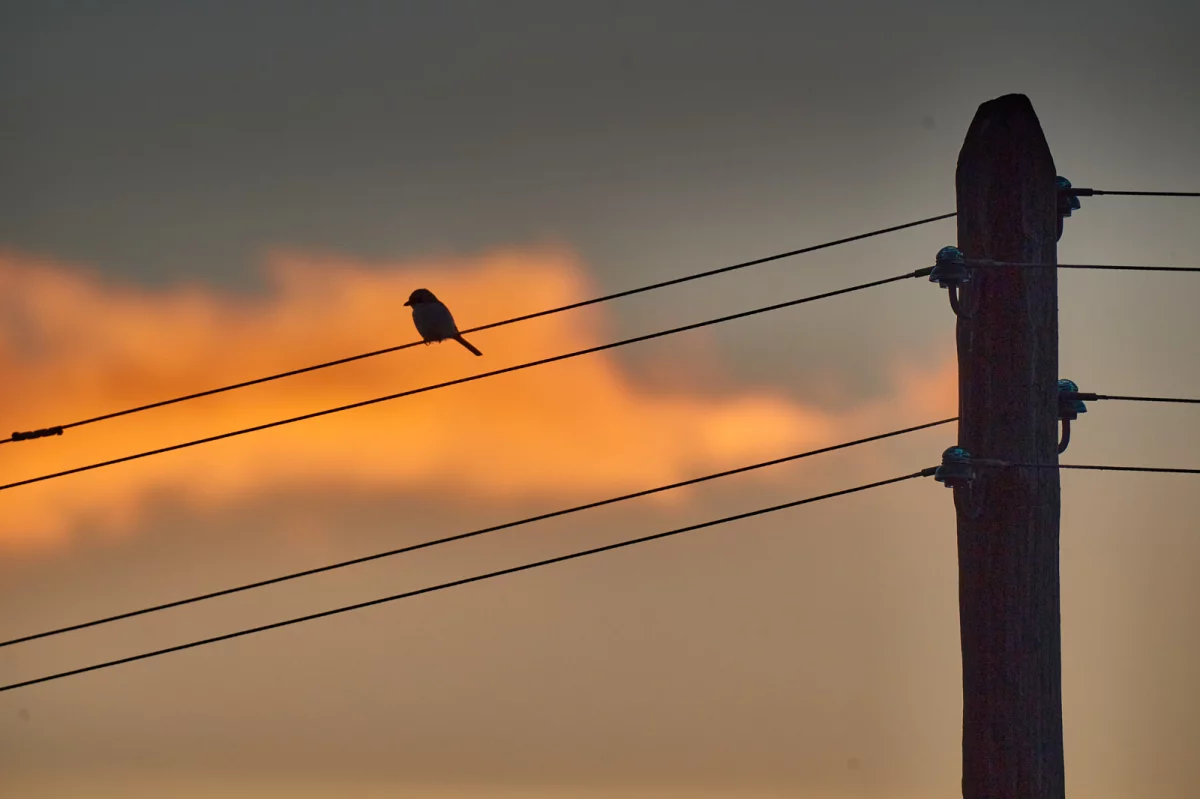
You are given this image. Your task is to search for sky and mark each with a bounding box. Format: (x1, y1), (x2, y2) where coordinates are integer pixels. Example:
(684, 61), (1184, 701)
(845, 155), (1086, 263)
(1, 1), (1198, 797)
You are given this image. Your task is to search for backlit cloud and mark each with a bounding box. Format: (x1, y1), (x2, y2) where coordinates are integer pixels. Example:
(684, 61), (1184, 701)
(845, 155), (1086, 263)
(0, 248), (955, 550)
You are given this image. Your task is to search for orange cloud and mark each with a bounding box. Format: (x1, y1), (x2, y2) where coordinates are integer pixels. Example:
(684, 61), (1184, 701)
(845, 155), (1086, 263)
(0, 247), (956, 551)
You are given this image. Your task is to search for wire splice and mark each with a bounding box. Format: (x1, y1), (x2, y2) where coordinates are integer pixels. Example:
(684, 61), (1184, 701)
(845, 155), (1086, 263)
(10, 426), (64, 442)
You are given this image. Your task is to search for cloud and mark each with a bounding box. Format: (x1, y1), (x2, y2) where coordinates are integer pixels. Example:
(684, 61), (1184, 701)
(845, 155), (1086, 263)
(0, 247), (955, 551)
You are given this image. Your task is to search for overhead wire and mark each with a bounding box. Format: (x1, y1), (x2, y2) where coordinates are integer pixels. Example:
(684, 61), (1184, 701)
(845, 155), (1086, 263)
(966, 259), (1200, 274)
(1063, 393), (1200, 406)
(0, 418), (956, 648)
(0, 468), (938, 693)
(968, 457), (1200, 476)
(4, 187), (1196, 692)
(1064, 188), (1200, 198)
(2, 211), (958, 445)
(1011, 463), (1200, 475)
(0, 268), (936, 493)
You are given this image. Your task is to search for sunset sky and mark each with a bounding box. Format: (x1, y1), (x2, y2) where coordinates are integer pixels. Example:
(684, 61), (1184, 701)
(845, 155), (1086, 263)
(2, 2), (1199, 798)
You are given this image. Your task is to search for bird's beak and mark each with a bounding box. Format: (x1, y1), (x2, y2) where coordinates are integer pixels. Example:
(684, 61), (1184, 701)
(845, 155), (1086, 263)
(403, 299), (411, 306)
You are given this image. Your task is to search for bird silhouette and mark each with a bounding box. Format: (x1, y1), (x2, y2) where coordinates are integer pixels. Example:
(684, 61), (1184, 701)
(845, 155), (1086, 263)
(403, 288), (483, 356)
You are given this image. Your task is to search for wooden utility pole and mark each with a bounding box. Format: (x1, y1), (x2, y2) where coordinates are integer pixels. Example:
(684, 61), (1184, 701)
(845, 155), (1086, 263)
(954, 94), (1065, 798)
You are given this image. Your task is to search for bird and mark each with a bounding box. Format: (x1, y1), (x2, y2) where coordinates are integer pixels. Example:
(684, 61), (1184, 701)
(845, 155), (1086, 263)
(403, 288), (483, 356)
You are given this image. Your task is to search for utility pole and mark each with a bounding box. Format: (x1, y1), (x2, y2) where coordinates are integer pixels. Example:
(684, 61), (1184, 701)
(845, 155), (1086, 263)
(954, 94), (1065, 798)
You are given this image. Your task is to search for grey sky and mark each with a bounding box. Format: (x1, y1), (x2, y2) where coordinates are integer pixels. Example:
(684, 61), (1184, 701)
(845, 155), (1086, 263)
(2, 1), (1199, 797)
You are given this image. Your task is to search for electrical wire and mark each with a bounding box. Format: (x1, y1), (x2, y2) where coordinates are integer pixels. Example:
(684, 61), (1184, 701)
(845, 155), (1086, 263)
(1027, 464), (1200, 475)
(966, 259), (1200, 274)
(0, 269), (932, 493)
(1064, 189), (1200, 198)
(1064, 393), (1200, 406)
(2, 212), (957, 445)
(1057, 264), (1200, 273)
(971, 459), (1200, 476)
(0, 418), (955, 649)
(0, 468), (936, 693)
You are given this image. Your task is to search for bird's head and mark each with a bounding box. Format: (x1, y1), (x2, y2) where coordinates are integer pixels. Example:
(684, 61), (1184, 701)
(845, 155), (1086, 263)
(404, 288), (438, 307)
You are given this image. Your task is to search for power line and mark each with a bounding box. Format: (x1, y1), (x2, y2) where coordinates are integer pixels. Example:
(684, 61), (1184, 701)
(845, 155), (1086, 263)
(967, 259), (1200, 274)
(1036, 464), (1200, 475)
(2, 212), (957, 445)
(1063, 188), (1200, 198)
(972, 460), (1200, 476)
(0, 468), (936, 693)
(0, 418), (955, 649)
(1063, 392), (1200, 406)
(0, 269), (931, 493)
(1058, 264), (1200, 273)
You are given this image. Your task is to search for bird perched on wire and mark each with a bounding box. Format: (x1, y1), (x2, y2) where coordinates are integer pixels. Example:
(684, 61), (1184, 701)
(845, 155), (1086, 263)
(403, 288), (483, 356)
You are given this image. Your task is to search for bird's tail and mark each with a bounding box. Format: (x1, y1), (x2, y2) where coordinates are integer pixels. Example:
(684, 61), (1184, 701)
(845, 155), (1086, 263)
(454, 334), (483, 356)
